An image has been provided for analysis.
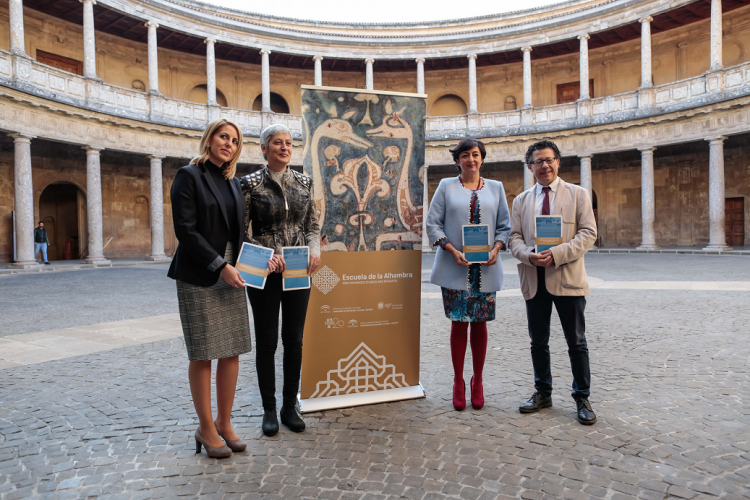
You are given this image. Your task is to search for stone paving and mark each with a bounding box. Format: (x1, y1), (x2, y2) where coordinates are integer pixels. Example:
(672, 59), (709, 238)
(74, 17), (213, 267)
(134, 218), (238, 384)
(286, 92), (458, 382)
(0, 254), (749, 499)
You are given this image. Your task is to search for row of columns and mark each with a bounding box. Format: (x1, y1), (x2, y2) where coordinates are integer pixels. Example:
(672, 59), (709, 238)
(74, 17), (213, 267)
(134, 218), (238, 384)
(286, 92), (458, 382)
(8, 135), (167, 268)
(6, 0), (727, 109)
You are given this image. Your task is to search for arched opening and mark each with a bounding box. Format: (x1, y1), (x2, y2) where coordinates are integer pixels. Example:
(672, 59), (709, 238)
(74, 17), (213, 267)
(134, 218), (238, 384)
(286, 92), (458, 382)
(39, 183), (86, 261)
(504, 96), (517, 111)
(252, 92), (290, 114)
(187, 84), (228, 107)
(430, 94), (468, 116)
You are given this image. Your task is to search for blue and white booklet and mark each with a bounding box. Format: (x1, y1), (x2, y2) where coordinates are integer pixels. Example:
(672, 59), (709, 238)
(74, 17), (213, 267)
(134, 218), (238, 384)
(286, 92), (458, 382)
(282, 246), (311, 291)
(235, 242), (273, 289)
(462, 224), (491, 263)
(535, 215), (563, 253)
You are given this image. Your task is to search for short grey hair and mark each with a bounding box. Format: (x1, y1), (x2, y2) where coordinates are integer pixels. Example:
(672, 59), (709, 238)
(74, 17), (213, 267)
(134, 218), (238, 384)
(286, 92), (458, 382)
(260, 124), (292, 160)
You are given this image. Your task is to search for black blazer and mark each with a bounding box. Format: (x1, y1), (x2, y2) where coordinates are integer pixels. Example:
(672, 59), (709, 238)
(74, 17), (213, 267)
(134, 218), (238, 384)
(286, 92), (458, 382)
(168, 163), (247, 287)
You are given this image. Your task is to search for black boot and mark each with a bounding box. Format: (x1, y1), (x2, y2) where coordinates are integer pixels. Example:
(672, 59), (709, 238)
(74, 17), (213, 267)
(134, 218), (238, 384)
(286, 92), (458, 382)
(575, 398), (597, 425)
(280, 405), (305, 433)
(519, 392), (553, 413)
(261, 409), (279, 436)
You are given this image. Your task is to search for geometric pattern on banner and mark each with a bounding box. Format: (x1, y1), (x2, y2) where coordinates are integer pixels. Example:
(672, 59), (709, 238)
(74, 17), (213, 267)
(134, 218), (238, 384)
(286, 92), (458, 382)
(312, 265), (340, 295)
(311, 342), (408, 397)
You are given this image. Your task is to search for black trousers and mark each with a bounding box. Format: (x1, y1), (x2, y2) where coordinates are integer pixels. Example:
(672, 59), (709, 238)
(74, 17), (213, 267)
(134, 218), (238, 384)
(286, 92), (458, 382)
(525, 266), (591, 399)
(246, 273), (310, 410)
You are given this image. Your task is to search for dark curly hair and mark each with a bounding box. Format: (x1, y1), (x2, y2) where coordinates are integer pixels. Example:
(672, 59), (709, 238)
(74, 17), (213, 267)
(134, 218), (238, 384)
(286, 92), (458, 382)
(449, 138), (486, 172)
(524, 140), (561, 165)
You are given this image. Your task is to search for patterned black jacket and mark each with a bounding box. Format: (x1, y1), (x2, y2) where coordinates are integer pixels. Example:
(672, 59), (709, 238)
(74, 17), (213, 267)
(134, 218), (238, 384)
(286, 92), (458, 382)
(241, 167), (321, 256)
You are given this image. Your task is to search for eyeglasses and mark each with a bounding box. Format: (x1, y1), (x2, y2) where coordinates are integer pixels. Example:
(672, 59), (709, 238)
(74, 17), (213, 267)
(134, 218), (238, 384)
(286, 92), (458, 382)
(529, 157), (558, 166)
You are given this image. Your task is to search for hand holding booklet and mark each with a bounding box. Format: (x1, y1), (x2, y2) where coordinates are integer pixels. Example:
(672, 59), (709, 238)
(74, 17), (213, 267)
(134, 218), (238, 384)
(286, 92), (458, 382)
(282, 246), (311, 291)
(235, 242), (274, 289)
(535, 215), (563, 253)
(462, 224), (491, 263)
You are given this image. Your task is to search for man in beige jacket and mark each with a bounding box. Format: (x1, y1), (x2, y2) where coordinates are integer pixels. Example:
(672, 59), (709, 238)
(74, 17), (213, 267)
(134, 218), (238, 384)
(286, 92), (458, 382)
(509, 140), (598, 425)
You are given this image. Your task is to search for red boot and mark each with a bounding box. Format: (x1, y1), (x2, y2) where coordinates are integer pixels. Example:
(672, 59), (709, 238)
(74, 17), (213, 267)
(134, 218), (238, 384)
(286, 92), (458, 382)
(470, 322), (487, 409)
(450, 321), (468, 411)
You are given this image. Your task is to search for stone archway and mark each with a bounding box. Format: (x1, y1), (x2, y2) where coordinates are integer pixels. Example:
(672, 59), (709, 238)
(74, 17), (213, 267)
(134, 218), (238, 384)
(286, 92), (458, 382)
(38, 183), (86, 261)
(252, 92), (290, 114)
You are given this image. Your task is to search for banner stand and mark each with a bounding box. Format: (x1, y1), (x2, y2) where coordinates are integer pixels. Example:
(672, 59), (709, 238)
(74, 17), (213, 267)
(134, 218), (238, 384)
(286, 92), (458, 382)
(299, 384), (425, 414)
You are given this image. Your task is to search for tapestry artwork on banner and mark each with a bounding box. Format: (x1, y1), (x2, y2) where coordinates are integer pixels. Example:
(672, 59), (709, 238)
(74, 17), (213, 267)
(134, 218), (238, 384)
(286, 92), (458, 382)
(302, 88), (426, 251)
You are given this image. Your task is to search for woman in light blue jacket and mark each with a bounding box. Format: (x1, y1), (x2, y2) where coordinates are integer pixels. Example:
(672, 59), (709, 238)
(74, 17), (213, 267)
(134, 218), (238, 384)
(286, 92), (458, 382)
(426, 138), (511, 411)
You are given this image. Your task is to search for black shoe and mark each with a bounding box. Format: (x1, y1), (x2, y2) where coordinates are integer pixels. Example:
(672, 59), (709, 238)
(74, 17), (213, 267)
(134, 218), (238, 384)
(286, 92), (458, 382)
(262, 409), (279, 436)
(280, 405), (306, 433)
(519, 392), (553, 413)
(44, 262), (51, 265)
(575, 398), (597, 425)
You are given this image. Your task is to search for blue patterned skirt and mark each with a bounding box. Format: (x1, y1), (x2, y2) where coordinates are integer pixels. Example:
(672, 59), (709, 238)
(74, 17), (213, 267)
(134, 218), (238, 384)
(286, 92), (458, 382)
(441, 264), (496, 322)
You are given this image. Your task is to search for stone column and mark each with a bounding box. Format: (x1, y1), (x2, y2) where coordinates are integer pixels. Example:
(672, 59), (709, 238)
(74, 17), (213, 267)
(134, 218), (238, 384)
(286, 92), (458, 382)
(704, 136), (732, 250)
(81, 0), (97, 79)
(9, 0), (26, 56)
(523, 161), (534, 191)
(637, 147), (660, 250)
(146, 155), (168, 261)
(578, 34), (590, 100)
(710, 0), (723, 70)
(313, 55), (323, 86)
(365, 58), (374, 91)
(522, 47), (533, 108)
(7, 133), (38, 269)
(416, 58), (425, 95)
(205, 38), (217, 106)
(580, 155), (593, 197)
(261, 49), (271, 112)
(145, 21), (159, 94)
(82, 146), (110, 264)
(421, 165), (430, 251)
(467, 54), (478, 113)
(640, 16), (653, 88)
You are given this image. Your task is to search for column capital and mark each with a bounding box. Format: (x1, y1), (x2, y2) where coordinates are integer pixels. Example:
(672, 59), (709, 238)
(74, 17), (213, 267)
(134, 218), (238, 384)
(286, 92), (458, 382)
(638, 146), (656, 153)
(204, 38), (216, 45)
(578, 154), (593, 159)
(365, 58), (375, 64)
(415, 58), (425, 64)
(677, 41), (688, 49)
(312, 55), (323, 62)
(145, 20), (159, 29)
(467, 54), (477, 61)
(82, 145), (104, 153)
(9, 133), (36, 142)
(639, 15), (653, 23)
(706, 135), (727, 144)
(521, 46), (533, 53)
(148, 155), (166, 160)
(260, 48), (271, 56)
(578, 34), (590, 41)
(79, 0), (96, 4)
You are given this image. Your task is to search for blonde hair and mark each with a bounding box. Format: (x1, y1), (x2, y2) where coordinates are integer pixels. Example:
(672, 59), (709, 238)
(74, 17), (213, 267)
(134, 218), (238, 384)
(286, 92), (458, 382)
(190, 119), (243, 179)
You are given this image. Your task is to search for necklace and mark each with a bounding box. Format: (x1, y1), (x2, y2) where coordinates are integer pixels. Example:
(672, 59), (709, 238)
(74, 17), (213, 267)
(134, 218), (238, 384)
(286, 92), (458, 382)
(459, 175), (483, 191)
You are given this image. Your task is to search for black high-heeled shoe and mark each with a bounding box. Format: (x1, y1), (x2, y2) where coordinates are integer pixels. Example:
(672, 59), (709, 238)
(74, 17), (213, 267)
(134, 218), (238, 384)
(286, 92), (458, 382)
(195, 428), (231, 458)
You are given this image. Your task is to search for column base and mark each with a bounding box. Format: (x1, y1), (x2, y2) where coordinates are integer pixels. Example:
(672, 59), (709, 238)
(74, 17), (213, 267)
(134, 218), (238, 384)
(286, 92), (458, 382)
(702, 244), (733, 252)
(145, 254), (171, 262)
(81, 257), (112, 265)
(636, 244), (661, 251)
(6, 260), (42, 269)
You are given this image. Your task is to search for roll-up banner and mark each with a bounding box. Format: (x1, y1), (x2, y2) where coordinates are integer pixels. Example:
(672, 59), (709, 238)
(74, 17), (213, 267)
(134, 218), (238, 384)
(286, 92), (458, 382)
(299, 85), (427, 413)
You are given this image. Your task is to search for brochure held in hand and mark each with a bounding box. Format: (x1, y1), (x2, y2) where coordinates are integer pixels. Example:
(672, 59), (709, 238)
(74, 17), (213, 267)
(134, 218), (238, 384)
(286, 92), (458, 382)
(235, 242), (274, 289)
(462, 224), (491, 263)
(282, 246), (311, 291)
(535, 215), (563, 253)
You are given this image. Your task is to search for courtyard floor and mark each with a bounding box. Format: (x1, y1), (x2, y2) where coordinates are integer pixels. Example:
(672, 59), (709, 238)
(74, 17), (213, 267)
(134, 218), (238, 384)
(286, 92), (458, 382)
(0, 254), (749, 499)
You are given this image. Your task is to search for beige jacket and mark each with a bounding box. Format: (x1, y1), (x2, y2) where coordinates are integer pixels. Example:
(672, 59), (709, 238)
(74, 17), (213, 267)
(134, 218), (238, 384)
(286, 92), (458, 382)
(509, 178), (597, 300)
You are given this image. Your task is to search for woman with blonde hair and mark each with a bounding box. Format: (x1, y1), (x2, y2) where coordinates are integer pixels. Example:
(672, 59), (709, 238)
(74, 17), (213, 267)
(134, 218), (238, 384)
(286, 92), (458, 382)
(168, 118), (261, 457)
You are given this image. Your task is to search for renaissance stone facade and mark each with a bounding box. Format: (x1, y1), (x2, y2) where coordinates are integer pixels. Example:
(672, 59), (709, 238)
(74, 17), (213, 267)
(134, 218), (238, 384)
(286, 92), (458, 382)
(1, 0), (749, 265)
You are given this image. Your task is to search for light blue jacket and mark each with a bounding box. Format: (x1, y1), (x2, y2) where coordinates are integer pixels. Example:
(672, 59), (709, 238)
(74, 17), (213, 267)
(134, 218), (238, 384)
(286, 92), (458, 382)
(426, 177), (511, 293)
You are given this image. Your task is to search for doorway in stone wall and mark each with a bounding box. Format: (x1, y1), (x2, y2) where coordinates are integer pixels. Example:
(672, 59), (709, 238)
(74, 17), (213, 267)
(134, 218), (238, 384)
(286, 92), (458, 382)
(39, 183), (86, 261)
(725, 197), (745, 247)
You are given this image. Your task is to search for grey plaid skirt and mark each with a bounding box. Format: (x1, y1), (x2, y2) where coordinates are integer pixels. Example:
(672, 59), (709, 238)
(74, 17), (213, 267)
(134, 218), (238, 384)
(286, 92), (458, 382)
(176, 242), (252, 361)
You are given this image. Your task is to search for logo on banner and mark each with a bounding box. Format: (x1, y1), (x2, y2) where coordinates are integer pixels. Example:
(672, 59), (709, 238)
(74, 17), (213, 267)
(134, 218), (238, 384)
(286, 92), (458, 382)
(311, 342), (408, 398)
(312, 266), (340, 295)
(325, 318), (344, 328)
(320, 305), (331, 313)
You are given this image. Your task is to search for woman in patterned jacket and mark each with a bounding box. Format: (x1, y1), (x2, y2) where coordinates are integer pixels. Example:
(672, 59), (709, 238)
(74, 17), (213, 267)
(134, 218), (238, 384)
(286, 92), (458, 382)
(242, 124), (321, 436)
